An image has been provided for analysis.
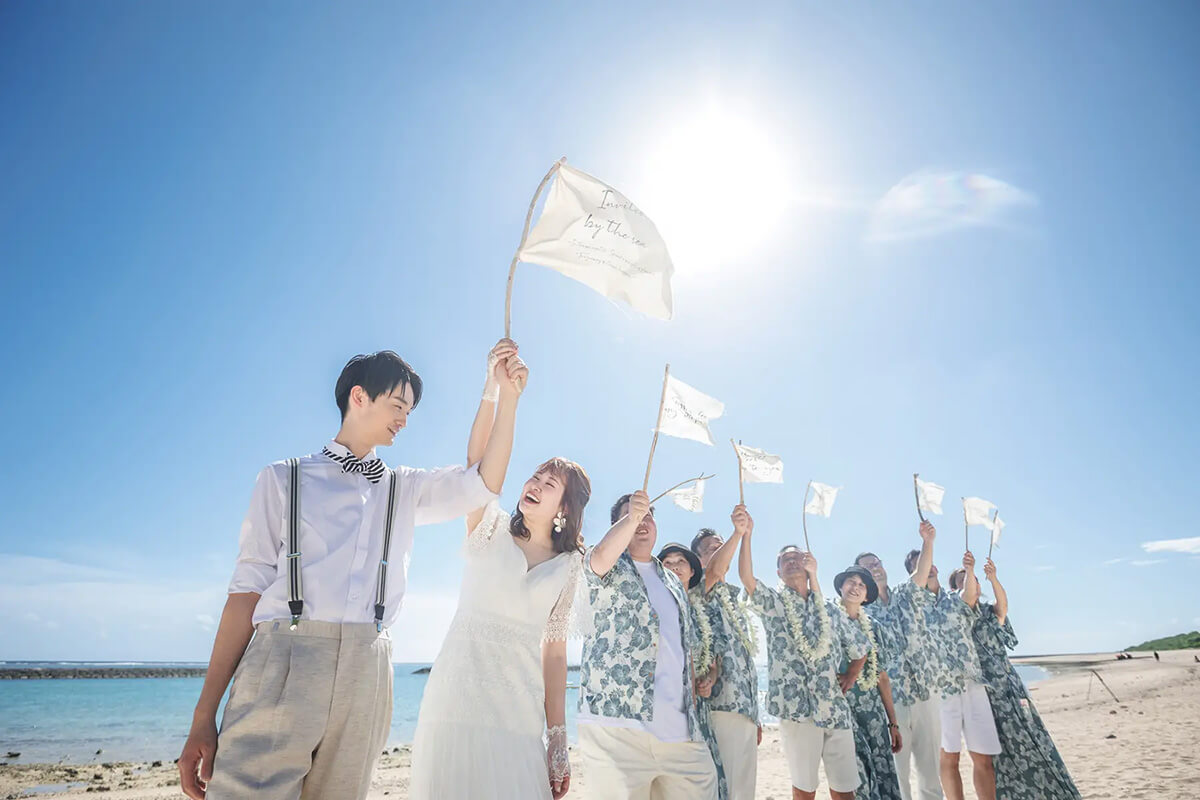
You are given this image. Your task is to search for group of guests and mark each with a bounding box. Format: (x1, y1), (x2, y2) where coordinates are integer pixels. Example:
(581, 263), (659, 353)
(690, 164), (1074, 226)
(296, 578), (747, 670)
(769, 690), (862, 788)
(582, 495), (1080, 800)
(179, 339), (1081, 800)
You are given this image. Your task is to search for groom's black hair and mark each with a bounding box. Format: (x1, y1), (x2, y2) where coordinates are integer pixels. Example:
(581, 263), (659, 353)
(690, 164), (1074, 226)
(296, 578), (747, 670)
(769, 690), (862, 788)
(335, 351), (423, 420)
(904, 549), (922, 575)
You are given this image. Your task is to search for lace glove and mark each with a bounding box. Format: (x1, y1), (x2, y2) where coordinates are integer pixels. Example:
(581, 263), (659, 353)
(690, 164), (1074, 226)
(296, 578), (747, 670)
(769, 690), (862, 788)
(547, 724), (570, 786)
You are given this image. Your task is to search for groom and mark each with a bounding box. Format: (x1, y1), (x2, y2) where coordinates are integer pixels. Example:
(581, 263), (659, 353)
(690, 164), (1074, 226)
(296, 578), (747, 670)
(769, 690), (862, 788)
(179, 344), (525, 800)
(576, 491), (719, 799)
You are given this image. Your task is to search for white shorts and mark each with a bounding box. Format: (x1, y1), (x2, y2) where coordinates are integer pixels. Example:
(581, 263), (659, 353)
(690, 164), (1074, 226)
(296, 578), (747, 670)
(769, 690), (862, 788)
(939, 683), (1001, 755)
(779, 719), (860, 793)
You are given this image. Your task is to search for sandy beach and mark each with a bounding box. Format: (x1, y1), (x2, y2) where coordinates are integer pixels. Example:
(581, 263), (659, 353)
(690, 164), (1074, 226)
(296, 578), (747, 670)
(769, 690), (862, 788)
(3, 649), (1197, 799)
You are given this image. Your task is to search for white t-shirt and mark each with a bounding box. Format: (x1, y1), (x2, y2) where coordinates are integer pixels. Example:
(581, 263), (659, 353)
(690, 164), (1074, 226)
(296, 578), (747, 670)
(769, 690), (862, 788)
(578, 558), (690, 742)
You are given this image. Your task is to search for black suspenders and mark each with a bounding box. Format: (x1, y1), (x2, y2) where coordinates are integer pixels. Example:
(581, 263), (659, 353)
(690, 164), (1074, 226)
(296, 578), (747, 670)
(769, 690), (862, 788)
(285, 458), (398, 632)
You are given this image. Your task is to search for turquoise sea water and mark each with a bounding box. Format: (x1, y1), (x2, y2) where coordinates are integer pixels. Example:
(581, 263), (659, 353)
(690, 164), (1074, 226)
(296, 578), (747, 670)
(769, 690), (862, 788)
(0, 661), (1050, 764)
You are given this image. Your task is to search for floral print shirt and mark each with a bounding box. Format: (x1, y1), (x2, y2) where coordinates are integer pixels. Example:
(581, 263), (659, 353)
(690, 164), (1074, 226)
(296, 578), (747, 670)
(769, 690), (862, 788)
(705, 582), (761, 723)
(578, 550), (704, 741)
(864, 579), (940, 707)
(746, 582), (868, 728)
(924, 588), (984, 696)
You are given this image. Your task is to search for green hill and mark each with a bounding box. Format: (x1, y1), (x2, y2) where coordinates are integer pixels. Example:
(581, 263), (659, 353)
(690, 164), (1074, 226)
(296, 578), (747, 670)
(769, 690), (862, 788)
(1127, 631), (1200, 651)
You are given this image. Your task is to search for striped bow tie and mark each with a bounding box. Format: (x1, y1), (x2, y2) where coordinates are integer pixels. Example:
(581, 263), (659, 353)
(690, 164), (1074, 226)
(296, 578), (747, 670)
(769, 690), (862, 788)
(322, 447), (387, 484)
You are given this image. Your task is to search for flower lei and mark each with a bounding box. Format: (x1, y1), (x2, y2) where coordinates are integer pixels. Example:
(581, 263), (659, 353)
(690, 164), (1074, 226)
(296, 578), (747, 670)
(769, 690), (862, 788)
(688, 589), (715, 672)
(718, 585), (758, 658)
(781, 586), (832, 662)
(839, 601), (880, 691)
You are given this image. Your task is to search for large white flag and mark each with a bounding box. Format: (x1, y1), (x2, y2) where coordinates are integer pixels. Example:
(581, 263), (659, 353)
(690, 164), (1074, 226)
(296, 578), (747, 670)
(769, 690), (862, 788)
(518, 163), (674, 319)
(656, 374), (725, 446)
(916, 478), (946, 515)
(963, 497), (997, 526)
(805, 482), (840, 517)
(669, 477), (708, 513)
(734, 444), (784, 483)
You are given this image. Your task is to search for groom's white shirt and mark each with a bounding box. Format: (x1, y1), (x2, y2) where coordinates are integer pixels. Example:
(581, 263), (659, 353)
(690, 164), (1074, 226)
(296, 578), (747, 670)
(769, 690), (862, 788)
(229, 440), (496, 628)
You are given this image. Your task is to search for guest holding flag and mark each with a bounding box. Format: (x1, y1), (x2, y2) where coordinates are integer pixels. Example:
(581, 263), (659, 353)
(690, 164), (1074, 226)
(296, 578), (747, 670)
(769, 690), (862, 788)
(926, 552), (1000, 800)
(833, 565), (904, 800)
(691, 508), (762, 800)
(854, 522), (942, 800)
(739, 524), (869, 800)
(576, 492), (719, 799)
(950, 559), (1081, 800)
(660, 542), (730, 800)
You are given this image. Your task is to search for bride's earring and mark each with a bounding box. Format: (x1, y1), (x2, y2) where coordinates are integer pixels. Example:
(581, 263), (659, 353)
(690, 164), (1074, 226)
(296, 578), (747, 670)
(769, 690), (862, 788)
(553, 510), (566, 534)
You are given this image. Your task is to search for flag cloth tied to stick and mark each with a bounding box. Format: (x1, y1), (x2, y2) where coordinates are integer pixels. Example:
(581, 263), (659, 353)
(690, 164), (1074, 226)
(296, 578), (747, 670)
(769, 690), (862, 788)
(669, 477), (708, 513)
(656, 374), (725, 446)
(989, 513), (1006, 548)
(733, 444), (784, 483)
(963, 497), (998, 527)
(804, 482), (840, 518)
(916, 478), (946, 515)
(517, 163), (674, 320)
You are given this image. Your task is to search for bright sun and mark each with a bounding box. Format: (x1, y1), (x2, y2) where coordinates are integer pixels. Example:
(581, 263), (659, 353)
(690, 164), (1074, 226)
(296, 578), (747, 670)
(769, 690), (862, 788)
(638, 105), (792, 274)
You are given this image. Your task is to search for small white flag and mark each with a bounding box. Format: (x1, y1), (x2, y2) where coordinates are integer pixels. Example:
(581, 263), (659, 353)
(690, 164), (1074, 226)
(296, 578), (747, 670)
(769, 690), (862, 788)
(916, 478), (946, 515)
(963, 497), (998, 527)
(519, 163), (675, 320)
(669, 478), (708, 513)
(989, 513), (1005, 548)
(656, 374), (725, 446)
(805, 482), (840, 518)
(734, 444), (784, 483)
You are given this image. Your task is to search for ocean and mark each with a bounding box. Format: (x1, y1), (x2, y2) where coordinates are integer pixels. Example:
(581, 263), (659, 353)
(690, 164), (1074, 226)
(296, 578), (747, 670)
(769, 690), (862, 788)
(0, 661), (1051, 764)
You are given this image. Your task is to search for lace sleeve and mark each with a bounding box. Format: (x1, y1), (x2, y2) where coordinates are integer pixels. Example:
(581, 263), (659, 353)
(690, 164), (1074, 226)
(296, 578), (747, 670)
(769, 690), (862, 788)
(462, 501), (508, 556)
(543, 552), (594, 642)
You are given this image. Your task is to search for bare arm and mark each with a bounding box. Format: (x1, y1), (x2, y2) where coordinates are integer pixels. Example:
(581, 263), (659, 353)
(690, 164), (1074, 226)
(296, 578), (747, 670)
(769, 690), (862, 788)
(465, 340), (518, 532)
(911, 520), (936, 587)
(476, 356), (526, 496)
(962, 551), (981, 608)
(543, 639), (571, 798)
(984, 558), (1006, 623)
(878, 670), (902, 753)
(589, 490), (649, 578)
(737, 522), (757, 595)
(179, 592), (259, 799)
(705, 505), (752, 592)
(838, 654), (867, 693)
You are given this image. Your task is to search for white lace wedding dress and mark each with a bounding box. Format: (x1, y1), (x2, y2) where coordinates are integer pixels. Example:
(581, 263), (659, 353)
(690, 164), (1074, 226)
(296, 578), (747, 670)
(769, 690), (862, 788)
(409, 503), (582, 799)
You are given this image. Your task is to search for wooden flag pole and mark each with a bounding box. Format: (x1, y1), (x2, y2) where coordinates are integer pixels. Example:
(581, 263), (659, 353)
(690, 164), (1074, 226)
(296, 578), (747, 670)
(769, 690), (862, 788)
(802, 480), (813, 553)
(988, 509), (999, 560)
(913, 473), (927, 523)
(643, 364), (671, 492)
(962, 497), (969, 553)
(504, 157), (566, 338)
(649, 473), (715, 505)
(731, 439), (745, 504)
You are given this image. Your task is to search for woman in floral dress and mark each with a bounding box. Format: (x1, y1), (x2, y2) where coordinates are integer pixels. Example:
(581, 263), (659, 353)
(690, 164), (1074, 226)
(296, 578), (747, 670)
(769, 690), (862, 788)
(834, 565), (904, 800)
(660, 543), (730, 800)
(955, 559), (1081, 800)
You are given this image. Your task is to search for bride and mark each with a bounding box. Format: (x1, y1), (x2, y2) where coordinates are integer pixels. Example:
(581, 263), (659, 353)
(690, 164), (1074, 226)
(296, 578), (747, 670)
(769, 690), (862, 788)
(410, 339), (590, 799)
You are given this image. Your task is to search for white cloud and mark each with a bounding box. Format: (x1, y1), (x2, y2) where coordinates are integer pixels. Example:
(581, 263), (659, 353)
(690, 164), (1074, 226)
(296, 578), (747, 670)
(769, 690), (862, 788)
(1033, 544), (1051, 551)
(195, 613), (216, 632)
(1141, 537), (1200, 555)
(0, 554), (128, 585)
(1130, 559), (1165, 567)
(1032, 565), (1055, 572)
(867, 170), (1038, 242)
(1102, 558), (1124, 565)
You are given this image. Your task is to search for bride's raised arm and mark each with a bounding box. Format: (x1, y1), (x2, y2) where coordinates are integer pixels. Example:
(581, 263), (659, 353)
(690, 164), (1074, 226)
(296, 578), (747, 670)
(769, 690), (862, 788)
(465, 338), (519, 533)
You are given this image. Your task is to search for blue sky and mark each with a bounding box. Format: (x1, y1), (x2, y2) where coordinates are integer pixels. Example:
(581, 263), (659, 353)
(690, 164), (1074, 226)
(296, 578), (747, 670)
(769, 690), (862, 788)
(2, 2), (1198, 663)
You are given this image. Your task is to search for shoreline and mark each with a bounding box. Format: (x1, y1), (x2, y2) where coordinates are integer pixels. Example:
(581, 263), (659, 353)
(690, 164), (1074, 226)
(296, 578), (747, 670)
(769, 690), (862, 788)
(2, 649), (1197, 799)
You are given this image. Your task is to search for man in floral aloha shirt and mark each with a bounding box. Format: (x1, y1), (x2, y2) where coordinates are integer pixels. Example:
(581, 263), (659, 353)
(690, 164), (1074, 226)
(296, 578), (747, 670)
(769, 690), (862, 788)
(739, 522), (868, 800)
(576, 489), (718, 800)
